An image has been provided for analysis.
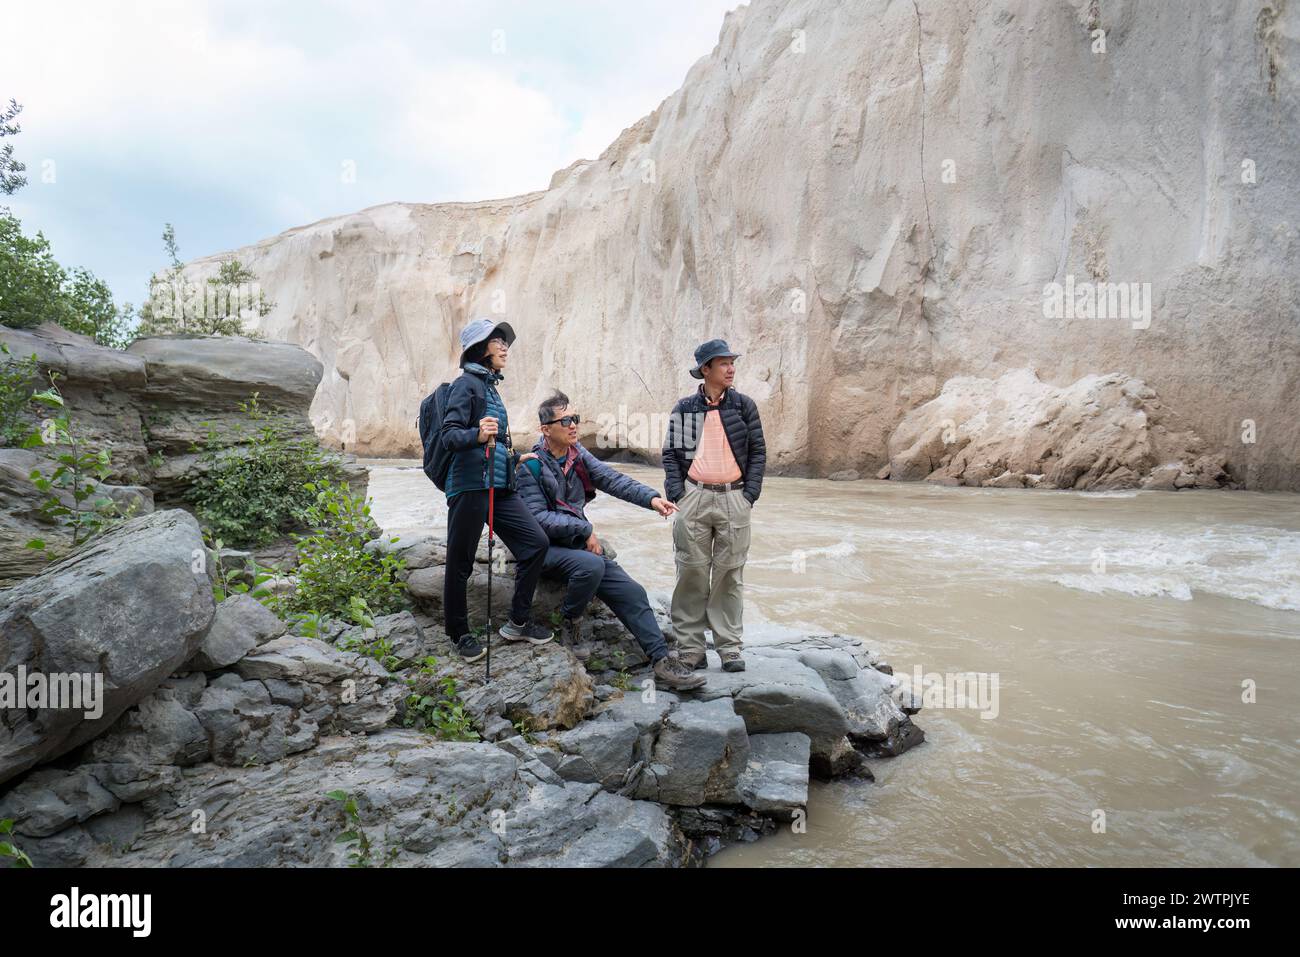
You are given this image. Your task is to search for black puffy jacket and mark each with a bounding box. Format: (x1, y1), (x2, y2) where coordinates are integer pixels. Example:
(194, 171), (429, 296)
(662, 385), (766, 505)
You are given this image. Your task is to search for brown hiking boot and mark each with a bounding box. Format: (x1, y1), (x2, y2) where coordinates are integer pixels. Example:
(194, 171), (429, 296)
(653, 653), (707, 691)
(679, 650), (707, 671)
(720, 650), (745, 673)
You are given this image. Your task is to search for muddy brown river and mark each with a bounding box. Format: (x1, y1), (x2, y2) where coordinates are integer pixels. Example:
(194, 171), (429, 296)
(362, 459), (1300, 867)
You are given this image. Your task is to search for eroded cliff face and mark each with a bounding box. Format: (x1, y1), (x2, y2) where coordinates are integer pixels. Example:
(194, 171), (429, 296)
(181, 0), (1300, 488)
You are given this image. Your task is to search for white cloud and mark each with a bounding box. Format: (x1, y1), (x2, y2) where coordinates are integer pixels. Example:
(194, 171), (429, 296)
(1, 0), (742, 299)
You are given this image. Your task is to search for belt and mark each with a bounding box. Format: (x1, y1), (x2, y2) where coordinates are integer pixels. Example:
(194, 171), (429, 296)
(686, 476), (745, 492)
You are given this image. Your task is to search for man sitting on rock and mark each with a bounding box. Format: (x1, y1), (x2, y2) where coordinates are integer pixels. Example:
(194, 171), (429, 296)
(516, 390), (706, 693)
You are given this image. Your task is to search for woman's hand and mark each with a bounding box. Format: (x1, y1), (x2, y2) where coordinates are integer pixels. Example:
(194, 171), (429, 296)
(477, 416), (499, 444)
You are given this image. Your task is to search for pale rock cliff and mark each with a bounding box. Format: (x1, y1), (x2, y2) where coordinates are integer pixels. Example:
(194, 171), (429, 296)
(181, 0), (1300, 488)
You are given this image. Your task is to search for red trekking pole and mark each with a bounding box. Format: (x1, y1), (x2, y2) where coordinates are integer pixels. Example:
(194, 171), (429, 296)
(484, 434), (496, 682)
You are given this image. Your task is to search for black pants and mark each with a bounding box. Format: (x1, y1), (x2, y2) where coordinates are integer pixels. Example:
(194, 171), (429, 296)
(443, 488), (549, 641)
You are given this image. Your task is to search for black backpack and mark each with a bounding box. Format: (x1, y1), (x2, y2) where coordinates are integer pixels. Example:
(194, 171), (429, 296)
(417, 383), (454, 490)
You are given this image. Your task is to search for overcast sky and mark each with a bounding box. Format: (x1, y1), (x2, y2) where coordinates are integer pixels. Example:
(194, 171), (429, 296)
(2, 0), (741, 309)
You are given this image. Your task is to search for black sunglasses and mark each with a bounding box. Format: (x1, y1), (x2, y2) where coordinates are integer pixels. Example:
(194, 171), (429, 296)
(543, 414), (581, 427)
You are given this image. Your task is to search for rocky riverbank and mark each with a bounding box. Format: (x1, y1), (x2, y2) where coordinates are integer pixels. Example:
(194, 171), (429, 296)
(0, 509), (923, 867)
(0, 325), (924, 867)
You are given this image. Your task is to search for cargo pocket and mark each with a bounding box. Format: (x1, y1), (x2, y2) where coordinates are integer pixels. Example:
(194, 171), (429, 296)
(716, 488), (751, 568)
(672, 487), (710, 566)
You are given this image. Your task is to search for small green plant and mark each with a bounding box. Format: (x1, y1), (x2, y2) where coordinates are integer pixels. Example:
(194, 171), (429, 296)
(22, 372), (126, 558)
(284, 480), (407, 621)
(609, 649), (635, 691)
(586, 656), (609, 672)
(339, 630), (401, 672)
(512, 716), (538, 744)
(0, 819), (33, 868)
(403, 675), (479, 742)
(284, 608), (324, 639)
(345, 595), (374, 628)
(0, 342), (40, 447)
(325, 790), (374, 867)
(186, 393), (343, 548)
(203, 527), (280, 604)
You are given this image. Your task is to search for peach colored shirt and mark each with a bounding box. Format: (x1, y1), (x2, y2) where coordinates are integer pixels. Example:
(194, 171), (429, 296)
(687, 393), (742, 484)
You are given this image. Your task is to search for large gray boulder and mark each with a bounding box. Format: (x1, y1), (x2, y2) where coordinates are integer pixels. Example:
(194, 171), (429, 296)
(737, 733), (811, 820)
(10, 731), (688, 867)
(0, 323), (366, 514)
(0, 448), (154, 584)
(432, 638), (595, 733)
(126, 335), (324, 409)
(553, 718), (640, 790)
(632, 697), (750, 807)
(693, 651), (849, 766)
(183, 593), (287, 672)
(0, 509), (215, 785)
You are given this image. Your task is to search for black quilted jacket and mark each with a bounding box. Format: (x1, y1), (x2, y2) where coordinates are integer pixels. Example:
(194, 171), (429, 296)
(662, 385), (766, 505)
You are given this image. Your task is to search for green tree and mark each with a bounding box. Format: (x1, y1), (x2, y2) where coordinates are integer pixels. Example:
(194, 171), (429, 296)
(1, 99), (26, 195)
(136, 223), (270, 338)
(0, 209), (135, 348)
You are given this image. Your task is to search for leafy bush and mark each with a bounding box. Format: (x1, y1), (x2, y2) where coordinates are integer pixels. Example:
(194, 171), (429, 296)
(283, 479), (407, 622)
(0, 208), (134, 348)
(0, 341), (39, 446)
(136, 224), (270, 338)
(186, 393), (342, 548)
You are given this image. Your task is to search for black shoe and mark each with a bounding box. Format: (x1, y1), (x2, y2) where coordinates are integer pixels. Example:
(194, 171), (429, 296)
(500, 618), (555, 645)
(455, 634), (486, 662)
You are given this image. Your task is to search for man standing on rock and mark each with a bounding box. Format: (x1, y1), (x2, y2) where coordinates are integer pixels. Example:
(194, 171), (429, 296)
(440, 317), (554, 662)
(662, 340), (766, 672)
(516, 390), (706, 692)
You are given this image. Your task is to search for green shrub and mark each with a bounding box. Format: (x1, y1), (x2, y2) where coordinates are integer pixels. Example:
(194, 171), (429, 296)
(186, 392), (342, 548)
(283, 479), (407, 621)
(0, 340), (39, 446)
(0, 208), (134, 348)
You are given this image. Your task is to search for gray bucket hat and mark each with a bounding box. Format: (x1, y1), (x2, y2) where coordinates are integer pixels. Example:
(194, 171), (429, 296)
(458, 316), (516, 367)
(689, 338), (741, 379)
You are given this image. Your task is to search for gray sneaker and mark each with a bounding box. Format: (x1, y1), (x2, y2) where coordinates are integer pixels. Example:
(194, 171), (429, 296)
(653, 653), (707, 692)
(500, 618), (554, 645)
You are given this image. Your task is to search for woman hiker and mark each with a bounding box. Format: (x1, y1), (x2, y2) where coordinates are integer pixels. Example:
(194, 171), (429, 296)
(439, 317), (555, 661)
